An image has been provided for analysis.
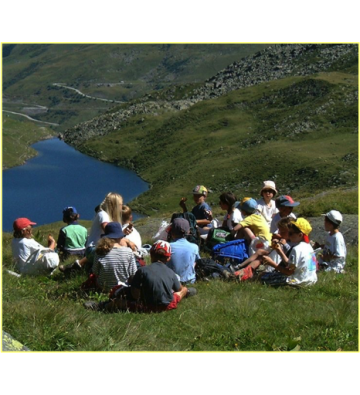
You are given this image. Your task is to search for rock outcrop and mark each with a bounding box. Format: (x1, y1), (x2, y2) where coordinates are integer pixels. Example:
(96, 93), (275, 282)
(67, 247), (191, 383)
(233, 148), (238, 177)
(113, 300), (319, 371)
(63, 44), (358, 147)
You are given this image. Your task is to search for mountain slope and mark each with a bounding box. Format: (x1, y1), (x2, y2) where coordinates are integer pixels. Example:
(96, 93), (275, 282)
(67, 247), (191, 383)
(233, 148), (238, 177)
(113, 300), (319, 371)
(2, 44), (270, 130)
(75, 72), (358, 216)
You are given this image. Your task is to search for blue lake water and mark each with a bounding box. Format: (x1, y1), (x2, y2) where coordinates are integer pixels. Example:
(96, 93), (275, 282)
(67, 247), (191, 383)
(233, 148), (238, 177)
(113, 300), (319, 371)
(2, 138), (149, 232)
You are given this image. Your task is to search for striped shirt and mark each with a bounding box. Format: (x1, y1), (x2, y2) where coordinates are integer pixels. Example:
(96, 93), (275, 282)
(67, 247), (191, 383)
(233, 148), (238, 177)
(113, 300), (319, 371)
(92, 246), (137, 291)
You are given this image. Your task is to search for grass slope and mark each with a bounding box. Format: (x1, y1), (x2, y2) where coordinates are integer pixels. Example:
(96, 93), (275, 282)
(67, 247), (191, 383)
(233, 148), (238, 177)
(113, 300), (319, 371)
(2, 113), (56, 168)
(79, 72), (358, 217)
(3, 44), (270, 131)
(2, 223), (358, 352)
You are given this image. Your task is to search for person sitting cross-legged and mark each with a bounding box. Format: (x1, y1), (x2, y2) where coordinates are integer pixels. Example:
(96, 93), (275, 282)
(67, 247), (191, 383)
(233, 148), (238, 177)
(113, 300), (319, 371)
(167, 218), (200, 284)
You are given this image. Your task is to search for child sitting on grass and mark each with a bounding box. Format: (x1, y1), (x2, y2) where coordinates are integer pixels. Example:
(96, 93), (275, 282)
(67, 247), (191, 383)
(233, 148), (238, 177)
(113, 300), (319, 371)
(256, 180), (279, 229)
(179, 185), (213, 234)
(57, 206), (88, 261)
(90, 222), (137, 292)
(84, 240), (196, 313)
(270, 195), (299, 234)
(261, 218), (317, 287)
(231, 198), (271, 251)
(11, 217), (59, 275)
(219, 191), (243, 231)
(167, 218), (200, 284)
(315, 210), (347, 274)
(121, 205), (142, 250)
(233, 217), (292, 281)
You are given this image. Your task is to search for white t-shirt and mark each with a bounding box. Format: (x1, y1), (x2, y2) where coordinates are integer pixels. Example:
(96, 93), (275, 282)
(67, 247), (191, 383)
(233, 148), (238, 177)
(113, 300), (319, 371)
(286, 242), (317, 286)
(256, 198), (278, 228)
(270, 212), (296, 234)
(122, 224), (142, 250)
(321, 232), (347, 273)
(86, 210), (110, 247)
(12, 237), (43, 267)
(223, 208), (243, 230)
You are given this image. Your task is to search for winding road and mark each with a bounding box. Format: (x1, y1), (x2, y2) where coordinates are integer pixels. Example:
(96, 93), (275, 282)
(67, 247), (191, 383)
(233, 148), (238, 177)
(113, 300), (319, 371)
(52, 83), (124, 104)
(2, 110), (59, 126)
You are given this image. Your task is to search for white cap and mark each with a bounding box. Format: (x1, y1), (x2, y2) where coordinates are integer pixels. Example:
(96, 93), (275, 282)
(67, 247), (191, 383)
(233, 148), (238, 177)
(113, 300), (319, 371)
(322, 210), (343, 225)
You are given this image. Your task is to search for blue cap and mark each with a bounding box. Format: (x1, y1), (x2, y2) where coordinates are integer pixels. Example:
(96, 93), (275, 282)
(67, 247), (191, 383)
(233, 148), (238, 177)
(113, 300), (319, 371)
(239, 198), (257, 214)
(276, 195), (300, 208)
(63, 206), (78, 215)
(102, 222), (124, 239)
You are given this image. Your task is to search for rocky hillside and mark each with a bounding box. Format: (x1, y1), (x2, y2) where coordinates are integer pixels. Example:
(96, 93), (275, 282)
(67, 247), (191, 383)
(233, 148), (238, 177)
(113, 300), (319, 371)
(63, 44), (358, 147)
(190, 44), (357, 100)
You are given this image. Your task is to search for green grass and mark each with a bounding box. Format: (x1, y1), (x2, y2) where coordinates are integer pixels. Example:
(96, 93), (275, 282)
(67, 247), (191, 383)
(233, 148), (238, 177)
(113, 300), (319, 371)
(79, 72), (358, 217)
(2, 114), (56, 168)
(3, 44), (270, 132)
(2, 222), (358, 351)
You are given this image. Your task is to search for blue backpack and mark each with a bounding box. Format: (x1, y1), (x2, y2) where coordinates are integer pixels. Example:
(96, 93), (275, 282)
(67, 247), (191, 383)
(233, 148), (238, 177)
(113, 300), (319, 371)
(212, 239), (249, 264)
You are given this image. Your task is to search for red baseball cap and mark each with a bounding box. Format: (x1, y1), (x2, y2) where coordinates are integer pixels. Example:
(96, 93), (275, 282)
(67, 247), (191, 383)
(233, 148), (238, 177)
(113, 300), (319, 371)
(150, 240), (172, 257)
(13, 218), (37, 231)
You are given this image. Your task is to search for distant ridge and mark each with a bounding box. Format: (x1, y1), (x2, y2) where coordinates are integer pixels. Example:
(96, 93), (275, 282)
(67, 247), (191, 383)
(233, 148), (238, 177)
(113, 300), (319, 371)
(63, 44), (358, 147)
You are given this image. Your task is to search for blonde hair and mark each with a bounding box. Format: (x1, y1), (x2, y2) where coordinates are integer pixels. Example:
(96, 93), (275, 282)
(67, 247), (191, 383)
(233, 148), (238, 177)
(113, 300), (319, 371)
(100, 192), (123, 223)
(96, 237), (115, 256)
(121, 205), (132, 224)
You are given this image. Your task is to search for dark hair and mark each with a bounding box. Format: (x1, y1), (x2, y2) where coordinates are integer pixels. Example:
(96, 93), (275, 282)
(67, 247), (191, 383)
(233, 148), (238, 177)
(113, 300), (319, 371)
(219, 192), (237, 213)
(288, 223), (302, 234)
(150, 249), (169, 263)
(63, 208), (79, 223)
(324, 216), (340, 229)
(13, 229), (23, 239)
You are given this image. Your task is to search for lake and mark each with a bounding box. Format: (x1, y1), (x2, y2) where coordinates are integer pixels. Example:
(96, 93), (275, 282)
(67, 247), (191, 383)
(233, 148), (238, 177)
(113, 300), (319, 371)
(2, 138), (149, 232)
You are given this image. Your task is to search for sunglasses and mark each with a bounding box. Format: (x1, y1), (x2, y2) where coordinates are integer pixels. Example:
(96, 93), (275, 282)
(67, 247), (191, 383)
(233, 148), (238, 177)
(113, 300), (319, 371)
(263, 189), (274, 193)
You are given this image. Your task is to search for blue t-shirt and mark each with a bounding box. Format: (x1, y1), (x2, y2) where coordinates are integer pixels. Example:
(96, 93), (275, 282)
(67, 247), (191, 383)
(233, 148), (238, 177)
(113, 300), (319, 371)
(167, 238), (200, 283)
(192, 202), (212, 222)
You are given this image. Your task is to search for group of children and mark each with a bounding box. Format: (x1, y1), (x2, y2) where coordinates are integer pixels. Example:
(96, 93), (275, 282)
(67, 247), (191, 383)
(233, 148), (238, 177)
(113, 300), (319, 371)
(10, 181), (348, 313)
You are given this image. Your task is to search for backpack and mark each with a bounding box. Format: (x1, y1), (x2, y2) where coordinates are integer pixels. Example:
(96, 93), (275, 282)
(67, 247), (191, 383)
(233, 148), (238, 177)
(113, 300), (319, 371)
(195, 258), (225, 280)
(206, 227), (232, 250)
(212, 239), (249, 265)
(168, 212), (200, 245)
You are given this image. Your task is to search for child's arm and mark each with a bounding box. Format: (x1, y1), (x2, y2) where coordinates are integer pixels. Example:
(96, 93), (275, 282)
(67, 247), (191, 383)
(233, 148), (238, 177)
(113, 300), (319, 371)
(262, 255), (295, 276)
(231, 223), (242, 235)
(197, 219), (211, 227)
(47, 234), (56, 250)
(273, 241), (289, 263)
(179, 197), (188, 213)
(120, 238), (137, 251)
(123, 222), (133, 236)
(57, 229), (66, 251)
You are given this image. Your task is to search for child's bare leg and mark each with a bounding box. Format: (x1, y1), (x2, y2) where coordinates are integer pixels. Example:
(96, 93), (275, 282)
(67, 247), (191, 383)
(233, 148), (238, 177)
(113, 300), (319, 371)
(78, 257), (88, 267)
(249, 259), (263, 270)
(237, 253), (260, 269)
(236, 249), (269, 269)
(174, 286), (188, 301)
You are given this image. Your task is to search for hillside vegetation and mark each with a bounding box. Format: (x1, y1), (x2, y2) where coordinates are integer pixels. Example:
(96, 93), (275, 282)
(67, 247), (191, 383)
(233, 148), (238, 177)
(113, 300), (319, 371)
(61, 44), (358, 217)
(76, 72), (358, 216)
(2, 44), (358, 352)
(2, 114), (55, 168)
(2, 44), (269, 131)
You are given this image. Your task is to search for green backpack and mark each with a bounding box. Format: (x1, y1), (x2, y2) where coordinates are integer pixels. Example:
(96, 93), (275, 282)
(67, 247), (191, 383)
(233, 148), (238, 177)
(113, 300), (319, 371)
(206, 228), (232, 250)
